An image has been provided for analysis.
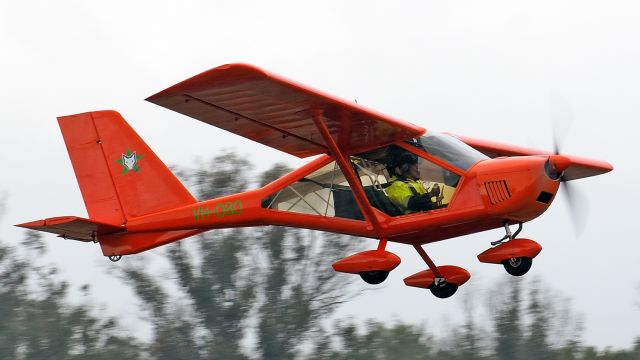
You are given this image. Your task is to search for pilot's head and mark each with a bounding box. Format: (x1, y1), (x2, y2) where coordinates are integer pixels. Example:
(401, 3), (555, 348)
(394, 152), (420, 180)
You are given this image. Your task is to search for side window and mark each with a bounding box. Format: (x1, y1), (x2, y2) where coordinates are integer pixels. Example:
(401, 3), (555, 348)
(354, 146), (461, 216)
(262, 161), (364, 220)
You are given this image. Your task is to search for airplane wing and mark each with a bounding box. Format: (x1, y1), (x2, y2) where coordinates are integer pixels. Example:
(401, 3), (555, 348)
(17, 216), (124, 242)
(454, 134), (613, 181)
(146, 63), (425, 158)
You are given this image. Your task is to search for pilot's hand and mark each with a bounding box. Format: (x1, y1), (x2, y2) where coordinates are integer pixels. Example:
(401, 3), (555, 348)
(428, 184), (441, 198)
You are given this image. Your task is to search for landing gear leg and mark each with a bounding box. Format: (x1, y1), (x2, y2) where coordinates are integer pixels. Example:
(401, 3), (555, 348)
(108, 255), (122, 262)
(413, 245), (458, 298)
(491, 222), (523, 246)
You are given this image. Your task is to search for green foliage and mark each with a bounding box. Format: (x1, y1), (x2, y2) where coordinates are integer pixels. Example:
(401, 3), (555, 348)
(522, 281), (554, 360)
(576, 344), (640, 360)
(256, 228), (361, 360)
(493, 278), (524, 360)
(307, 320), (434, 360)
(0, 231), (142, 359)
(188, 150), (254, 200)
(438, 290), (488, 360)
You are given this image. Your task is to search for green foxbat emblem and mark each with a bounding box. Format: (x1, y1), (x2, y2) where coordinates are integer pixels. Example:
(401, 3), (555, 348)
(116, 149), (144, 174)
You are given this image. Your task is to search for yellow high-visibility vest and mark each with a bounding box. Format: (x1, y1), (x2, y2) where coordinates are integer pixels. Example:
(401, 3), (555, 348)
(386, 177), (427, 213)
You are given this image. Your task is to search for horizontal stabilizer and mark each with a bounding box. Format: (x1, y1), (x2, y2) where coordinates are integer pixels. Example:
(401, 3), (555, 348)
(16, 216), (124, 242)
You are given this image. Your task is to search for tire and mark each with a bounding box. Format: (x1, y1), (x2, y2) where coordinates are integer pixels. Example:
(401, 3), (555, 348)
(502, 257), (532, 276)
(359, 270), (389, 285)
(429, 282), (458, 298)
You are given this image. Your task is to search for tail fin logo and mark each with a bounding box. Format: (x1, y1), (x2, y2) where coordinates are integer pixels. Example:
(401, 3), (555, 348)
(116, 149), (144, 174)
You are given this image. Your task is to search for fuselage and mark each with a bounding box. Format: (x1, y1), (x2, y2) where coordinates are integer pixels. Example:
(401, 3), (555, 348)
(114, 148), (562, 254)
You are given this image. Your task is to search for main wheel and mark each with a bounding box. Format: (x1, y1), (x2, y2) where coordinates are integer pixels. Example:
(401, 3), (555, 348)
(108, 255), (122, 262)
(359, 270), (389, 285)
(429, 282), (458, 298)
(502, 257), (532, 276)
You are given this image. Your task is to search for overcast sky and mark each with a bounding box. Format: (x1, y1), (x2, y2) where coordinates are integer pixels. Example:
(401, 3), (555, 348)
(1, 0), (638, 349)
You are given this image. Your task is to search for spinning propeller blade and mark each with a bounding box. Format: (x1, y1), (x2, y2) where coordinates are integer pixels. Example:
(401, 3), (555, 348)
(560, 179), (589, 237)
(550, 98), (589, 236)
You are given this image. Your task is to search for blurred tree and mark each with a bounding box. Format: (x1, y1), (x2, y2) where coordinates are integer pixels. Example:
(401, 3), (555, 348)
(493, 278), (524, 360)
(255, 160), (364, 359)
(121, 265), (202, 360)
(522, 281), (554, 360)
(189, 149), (254, 200)
(439, 289), (488, 360)
(309, 320), (433, 360)
(0, 237), (28, 357)
(122, 151), (259, 359)
(577, 341), (640, 360)
(0, 228), (142, 359)
(309, 277), (598, 360)
(257, 228), (360, 360)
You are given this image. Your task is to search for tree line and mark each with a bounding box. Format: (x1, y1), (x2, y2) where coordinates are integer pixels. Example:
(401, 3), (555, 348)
(1, 151), (637, 359)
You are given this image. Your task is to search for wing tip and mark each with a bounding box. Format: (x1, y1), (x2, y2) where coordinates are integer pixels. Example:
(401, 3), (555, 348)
(15, 216), (80, 229)
(15, 219), (45, 229)
(146, 62), (268, 103)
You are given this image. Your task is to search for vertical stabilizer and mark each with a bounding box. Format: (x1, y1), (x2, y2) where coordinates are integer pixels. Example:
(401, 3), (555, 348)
(58, 111), (196, 224)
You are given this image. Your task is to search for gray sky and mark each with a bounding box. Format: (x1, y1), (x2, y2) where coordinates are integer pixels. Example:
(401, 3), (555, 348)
(1, 0), (638, 349)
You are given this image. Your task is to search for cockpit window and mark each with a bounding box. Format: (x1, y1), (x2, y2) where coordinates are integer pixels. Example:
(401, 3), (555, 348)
(262, 161), (365, 220)
(262, 134), (481, 220)
(406, 132), (488, 171)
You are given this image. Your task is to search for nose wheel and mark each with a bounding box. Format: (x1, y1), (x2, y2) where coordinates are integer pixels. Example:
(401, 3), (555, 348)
(478, 222), (541, 277)
(108, 255), (122, 262)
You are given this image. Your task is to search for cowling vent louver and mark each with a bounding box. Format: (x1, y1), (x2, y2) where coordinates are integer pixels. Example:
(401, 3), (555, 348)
(484, 180), (511, 205)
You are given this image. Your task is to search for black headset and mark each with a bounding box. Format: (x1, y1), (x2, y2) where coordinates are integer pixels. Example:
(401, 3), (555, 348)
(395, 153), (418, 173)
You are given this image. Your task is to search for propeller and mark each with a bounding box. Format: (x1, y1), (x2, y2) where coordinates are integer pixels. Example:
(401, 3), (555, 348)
(549, 98), (589, 236)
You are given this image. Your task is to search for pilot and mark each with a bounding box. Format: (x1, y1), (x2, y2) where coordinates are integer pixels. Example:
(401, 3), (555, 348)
(386, 152), (443, 214)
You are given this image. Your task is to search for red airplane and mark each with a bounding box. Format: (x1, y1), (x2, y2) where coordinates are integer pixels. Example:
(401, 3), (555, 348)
(18, 64), (612, 298)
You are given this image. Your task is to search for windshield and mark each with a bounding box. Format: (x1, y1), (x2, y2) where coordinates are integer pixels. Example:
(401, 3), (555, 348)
(407, 132), (488, 171)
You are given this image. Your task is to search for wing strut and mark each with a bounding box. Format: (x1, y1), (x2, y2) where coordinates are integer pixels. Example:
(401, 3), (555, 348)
(311, 109), (386, 238)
